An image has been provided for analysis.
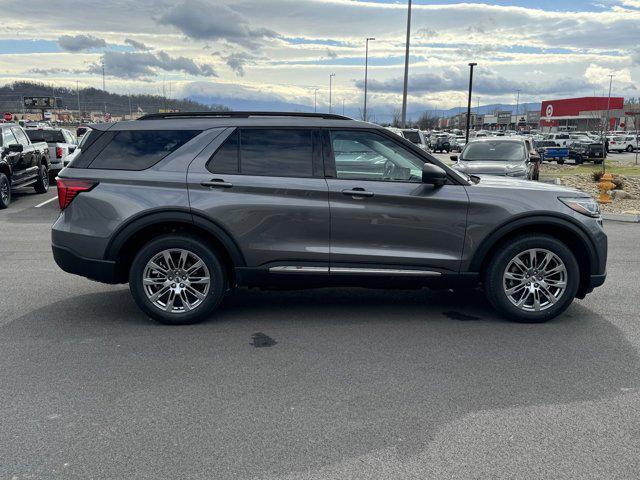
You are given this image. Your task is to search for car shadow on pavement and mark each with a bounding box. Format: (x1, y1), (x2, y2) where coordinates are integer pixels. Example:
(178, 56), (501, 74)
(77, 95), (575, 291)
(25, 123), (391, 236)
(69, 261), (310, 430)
(1, 287), (639, 479)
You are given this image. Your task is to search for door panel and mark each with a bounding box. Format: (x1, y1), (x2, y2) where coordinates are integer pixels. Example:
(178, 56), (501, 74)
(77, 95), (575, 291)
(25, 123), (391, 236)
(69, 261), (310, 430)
(327, 180), (468, 271)
(187, 128), (330, 268)
(325, 129), (468, 272)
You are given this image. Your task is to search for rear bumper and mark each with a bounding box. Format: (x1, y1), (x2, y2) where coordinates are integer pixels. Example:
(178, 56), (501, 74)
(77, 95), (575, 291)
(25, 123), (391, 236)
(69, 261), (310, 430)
(52, 244), (120, 284)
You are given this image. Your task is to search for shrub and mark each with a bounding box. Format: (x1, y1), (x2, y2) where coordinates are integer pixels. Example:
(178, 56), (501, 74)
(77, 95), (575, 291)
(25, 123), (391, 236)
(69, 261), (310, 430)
(612, 177), (625, 190)
(592, 171), (604, 182)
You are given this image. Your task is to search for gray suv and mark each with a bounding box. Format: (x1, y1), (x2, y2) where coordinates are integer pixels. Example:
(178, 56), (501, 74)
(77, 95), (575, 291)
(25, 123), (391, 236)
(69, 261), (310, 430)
(52, 112), (607, 325)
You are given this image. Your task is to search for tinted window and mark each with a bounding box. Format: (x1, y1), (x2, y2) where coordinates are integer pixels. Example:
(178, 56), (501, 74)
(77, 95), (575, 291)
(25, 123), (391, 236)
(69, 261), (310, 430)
(25, 129), (66, 143)
(89, 130), (200, 170)
(402, 130), (421, 143)
(240, 129), (312, 177)
(330, 130), (424, 182)
(207, 130), (239, 174)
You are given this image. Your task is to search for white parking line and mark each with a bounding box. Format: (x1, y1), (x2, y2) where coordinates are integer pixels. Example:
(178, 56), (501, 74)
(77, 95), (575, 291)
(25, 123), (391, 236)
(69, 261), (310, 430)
(35, 196), (58, 208)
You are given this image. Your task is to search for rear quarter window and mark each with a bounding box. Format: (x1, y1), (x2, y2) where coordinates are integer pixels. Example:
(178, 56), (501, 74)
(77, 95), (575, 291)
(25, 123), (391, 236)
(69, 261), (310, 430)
(87, 130), (200, 171)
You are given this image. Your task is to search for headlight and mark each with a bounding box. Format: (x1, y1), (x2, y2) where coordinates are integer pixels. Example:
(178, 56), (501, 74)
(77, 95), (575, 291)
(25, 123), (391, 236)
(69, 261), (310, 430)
(559, 196), (601, 218)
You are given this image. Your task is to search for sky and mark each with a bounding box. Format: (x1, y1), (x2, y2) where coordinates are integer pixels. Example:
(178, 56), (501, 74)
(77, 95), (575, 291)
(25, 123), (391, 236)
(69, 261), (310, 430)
(0, 0), (639, 117)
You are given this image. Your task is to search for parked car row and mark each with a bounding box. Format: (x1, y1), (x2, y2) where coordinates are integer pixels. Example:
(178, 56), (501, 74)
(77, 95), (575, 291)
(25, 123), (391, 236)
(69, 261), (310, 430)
(0, 124), (50, 208)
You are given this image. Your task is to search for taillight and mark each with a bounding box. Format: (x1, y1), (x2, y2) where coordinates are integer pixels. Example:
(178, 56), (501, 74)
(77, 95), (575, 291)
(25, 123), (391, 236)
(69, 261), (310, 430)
(56, 146), (63, 158)
(56, 178), (98, 210)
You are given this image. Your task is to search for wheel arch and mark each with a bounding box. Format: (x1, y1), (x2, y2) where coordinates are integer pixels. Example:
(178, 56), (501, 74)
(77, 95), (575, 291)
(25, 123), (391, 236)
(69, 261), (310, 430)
(470, 214), (599, 296)
(105, 209), (246, 284)
(0, 160), (11, 181)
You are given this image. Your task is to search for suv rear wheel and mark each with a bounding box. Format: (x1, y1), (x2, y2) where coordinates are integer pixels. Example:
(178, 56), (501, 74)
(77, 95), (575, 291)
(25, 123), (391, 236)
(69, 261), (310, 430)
(0, 173), (10, 209)
(484, 235), (580, 323)
(129, 234), (227, 325)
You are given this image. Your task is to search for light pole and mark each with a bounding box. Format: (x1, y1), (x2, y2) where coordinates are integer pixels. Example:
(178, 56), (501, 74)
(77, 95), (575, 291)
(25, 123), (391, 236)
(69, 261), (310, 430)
(465, 62), (477, 143)
(314, 88), (319, 113)
(400, 0), (412, 128)
(603, 74), (614, 173)
(329, 73), (336, 113)
(363, 37), (375, 122)
(515, 89), (520, 129)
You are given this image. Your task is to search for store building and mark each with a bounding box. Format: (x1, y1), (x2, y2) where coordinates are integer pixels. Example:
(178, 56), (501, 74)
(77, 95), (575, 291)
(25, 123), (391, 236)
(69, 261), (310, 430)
(539, 97), (625, 132)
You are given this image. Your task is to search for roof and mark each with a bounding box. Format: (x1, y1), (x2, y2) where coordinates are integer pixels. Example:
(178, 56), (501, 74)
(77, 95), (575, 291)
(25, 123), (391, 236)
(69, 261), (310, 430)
(91, 112), (373, 131)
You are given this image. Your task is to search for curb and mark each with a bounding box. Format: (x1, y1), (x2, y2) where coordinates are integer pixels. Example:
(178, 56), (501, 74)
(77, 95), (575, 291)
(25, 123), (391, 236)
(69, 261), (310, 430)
(603, 213), (640, 223)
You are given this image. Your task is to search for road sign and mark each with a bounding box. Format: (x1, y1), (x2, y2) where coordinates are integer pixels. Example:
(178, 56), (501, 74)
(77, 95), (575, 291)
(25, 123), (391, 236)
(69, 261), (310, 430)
(23, 96), (56, 109)
(3, 112), (12, 122)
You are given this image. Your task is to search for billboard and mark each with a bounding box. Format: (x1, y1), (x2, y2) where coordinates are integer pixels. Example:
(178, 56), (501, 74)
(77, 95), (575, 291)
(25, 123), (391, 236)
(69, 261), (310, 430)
(23, 96), (56, 109)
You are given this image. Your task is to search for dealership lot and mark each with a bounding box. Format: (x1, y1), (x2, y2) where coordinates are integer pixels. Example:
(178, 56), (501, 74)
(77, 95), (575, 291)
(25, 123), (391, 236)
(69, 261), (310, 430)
(1, 189), (639, 479)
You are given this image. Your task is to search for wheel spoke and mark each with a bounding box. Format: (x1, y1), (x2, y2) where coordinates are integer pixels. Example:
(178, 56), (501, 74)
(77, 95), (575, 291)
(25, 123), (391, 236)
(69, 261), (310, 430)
(512, 256), (529, 273)
(188, 276), (210, 285)
(148, 261), (167, 275)
(178, 250), (188, 269)
(186, 260), (204, 275)
(163, 251), (176, 270)
(165, 291), (176, 312)
(506, 283), (527, 296)
(504, 272), (525, 281)
(149, 285), (170, 302)
(533, 290), (541, 311)
(143, 277), (167, 286)
(538, 284), (557, 304)
(179, 290), (191, 311)
(185, 285), (206, 301)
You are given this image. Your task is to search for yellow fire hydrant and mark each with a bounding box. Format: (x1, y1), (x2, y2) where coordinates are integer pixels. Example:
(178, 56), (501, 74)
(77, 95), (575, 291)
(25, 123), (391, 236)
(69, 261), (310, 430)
(598, 173), (615, 204)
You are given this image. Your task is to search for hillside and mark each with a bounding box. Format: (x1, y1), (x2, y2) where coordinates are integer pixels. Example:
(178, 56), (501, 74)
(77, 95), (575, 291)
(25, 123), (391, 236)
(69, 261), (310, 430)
(0, 81), (228, 116)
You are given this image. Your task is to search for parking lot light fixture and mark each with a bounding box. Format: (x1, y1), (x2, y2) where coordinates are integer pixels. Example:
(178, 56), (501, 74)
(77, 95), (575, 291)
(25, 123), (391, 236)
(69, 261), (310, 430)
(329, 73), (336, 113)
(363, 37), (375, 122)
(465, 62), (477, 144)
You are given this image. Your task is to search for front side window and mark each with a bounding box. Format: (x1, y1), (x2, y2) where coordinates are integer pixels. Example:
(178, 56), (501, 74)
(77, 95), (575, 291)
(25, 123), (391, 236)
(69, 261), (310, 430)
(2, 128), (17, 147)
(89, 130), (200, 170)
(330, 130), (424, 182)
(12, 128), (30, 146)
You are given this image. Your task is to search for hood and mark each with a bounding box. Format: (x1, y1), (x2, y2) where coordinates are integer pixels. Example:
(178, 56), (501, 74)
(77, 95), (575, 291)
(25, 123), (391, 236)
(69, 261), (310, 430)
(454, 160), (525, 175)
(470, 174), (586, 195)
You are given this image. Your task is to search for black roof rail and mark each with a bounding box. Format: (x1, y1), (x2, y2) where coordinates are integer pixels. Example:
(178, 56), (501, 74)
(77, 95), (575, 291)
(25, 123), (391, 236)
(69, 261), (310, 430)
(137, 111), (352, 121)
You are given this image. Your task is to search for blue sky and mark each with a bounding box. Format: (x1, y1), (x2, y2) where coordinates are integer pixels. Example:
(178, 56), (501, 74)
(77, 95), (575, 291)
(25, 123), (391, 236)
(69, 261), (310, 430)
(0, 0), (637, 114)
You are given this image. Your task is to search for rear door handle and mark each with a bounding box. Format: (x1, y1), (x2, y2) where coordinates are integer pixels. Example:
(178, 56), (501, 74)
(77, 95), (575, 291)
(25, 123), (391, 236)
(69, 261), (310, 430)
(342, 188), (374, 198)
(201, 179), (233, 188)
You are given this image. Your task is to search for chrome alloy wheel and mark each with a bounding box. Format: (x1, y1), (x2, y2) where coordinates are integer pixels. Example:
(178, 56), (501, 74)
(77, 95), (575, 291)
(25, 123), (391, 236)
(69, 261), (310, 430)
(142, 249), (210, 314)
(503, 248), (567, 312)
(0, 179), (9, 204)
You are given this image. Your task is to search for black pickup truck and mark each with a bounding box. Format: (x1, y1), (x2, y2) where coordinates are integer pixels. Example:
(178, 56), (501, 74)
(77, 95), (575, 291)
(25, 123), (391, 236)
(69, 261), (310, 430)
(569, 139), (606, 165)
(0, 124), (50, 208)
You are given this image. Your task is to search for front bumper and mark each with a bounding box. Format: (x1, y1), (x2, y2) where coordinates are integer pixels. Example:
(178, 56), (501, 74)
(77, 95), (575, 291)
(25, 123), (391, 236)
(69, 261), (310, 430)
(52, 244), (119, 284)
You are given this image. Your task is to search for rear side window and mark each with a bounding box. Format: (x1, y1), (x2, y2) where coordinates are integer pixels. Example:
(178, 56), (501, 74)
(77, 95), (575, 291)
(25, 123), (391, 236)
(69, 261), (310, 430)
(25, 130), (66, 143)
(207, 128), (313, 178)
(88, 130), (200, 170)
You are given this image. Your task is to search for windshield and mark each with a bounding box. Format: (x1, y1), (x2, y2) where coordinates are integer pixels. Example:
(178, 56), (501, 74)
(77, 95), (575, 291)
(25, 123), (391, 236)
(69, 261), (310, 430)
(461, 141), (525, 162)
(402, 130), (421, 144)
(25, 129), (65, 143)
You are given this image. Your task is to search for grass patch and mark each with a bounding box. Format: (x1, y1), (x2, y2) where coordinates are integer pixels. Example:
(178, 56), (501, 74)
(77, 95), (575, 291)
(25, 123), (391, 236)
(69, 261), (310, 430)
(542, 161), (640, 177)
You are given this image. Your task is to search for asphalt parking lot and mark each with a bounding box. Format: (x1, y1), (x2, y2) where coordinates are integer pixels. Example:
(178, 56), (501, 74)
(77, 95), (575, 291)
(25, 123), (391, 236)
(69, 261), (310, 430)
(1, 189), (640, 479)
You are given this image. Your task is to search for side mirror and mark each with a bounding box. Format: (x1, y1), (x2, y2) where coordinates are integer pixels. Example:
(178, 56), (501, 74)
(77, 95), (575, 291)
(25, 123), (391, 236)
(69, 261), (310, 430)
(8, 144), (23, 153)
(450, 155), (458, 162)
(422, 163), (447, 187)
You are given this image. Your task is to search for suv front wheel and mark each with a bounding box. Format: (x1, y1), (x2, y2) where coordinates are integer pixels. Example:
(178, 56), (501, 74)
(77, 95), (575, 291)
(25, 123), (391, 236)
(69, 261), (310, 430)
(484, 235), (580, 323)
(129, 234), (227, 325)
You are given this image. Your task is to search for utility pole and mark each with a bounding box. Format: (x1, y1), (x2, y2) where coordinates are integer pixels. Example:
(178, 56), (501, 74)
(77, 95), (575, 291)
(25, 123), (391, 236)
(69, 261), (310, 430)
(329, 73), (336, 113)
(76, 80), (81, 121)
(515, 89), (520, 130)
(102, 60), (106, 91)
(603, 74), (614, 173)
(465, 62), (477, 143)
(363, 37), (375, 122)
(314, 88), (319, 113)
(342, 99), (345, 116)
(400, 0), (412, 128)
(128, 93), (132, 119)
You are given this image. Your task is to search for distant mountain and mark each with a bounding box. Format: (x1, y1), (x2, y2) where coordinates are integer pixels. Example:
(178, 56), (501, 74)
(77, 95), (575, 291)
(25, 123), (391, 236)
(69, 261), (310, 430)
(0, 81), (227, 117)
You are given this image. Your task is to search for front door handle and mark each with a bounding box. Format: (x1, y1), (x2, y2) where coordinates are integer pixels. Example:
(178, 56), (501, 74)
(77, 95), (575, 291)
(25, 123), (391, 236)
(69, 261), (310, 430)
(342, 188), (374, 198)
(201, 179), (233, 188)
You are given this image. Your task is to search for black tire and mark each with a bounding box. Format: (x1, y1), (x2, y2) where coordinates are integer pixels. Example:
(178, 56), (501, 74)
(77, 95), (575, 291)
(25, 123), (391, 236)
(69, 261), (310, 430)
(129, 234), (227, 325)
(575, 156), (583, 165)
(557, 158), (564, 165)
(0, 173), (10, 209)
(627, 145), (634, 153)
(33, 164), (49, 194)
(484, 235), (580, 323)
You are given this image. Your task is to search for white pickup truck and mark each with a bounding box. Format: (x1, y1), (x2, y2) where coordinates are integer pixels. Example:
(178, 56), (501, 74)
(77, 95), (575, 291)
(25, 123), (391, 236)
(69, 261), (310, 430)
(24, 127), (77, 179)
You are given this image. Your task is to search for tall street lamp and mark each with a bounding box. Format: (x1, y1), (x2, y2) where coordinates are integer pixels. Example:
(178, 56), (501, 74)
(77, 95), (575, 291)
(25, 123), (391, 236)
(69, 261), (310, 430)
(515, 89), (521, 129)
(401, 0), (412, 128)
(603, 73), (614, 173)
(363, 37), (375, 122)
(314, 88), (319, 113)
(329, 73), (336, 113)
(465, 62), (477, 143)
